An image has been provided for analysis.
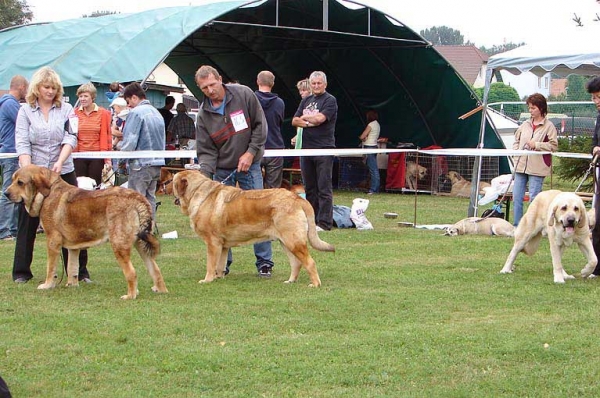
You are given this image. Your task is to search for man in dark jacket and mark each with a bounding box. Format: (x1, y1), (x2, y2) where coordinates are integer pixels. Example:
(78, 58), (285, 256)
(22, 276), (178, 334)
(194, 65), (274, 278)
(588, 76), (600, 275)
(255, 70), (285, 188)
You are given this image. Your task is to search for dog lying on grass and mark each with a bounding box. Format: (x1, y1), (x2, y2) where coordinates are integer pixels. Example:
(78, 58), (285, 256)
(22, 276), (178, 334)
(5, 165), (168, 299)
(172, 170), (334, 287)
(444, 217), (514, 237)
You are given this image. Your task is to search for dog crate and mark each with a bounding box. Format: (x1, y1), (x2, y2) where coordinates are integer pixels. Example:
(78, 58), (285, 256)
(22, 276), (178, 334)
(434, 155), (499, 195)
(385, 152), (439, 193)
(337, 156), (370, 191)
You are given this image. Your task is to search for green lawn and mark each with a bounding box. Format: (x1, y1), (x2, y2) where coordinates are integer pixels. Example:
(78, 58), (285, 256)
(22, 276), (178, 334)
(2, 181), (600, 397)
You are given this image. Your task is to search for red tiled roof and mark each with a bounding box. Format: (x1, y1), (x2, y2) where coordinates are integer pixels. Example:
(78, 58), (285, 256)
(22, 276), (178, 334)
(434, 45), (489, 85)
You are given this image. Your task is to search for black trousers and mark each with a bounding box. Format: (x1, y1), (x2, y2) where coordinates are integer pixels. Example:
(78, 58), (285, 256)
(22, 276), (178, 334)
(300, 155), (334, 230)
(12, 170), (89, 281)
(74, 158), (104, 186)
(593, 168), (600, 275)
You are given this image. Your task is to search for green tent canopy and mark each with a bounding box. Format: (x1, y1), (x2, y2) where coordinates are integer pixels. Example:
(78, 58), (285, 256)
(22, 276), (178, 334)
(0, 0), (507, 163)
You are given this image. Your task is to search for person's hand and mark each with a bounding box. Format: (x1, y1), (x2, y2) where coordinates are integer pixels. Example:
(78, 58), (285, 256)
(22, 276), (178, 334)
(291, 136), (297, 146)
(526, 140), (536, 150)
(51, 160), (63, 174)
(593, 146), (600, 157)
(237, 152), (254, 172)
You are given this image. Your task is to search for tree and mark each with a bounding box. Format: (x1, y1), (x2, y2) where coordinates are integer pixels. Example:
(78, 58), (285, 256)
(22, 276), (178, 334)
(473, 82), (520, 104)
(82, 10), (118, 18)
(0, 0), (33, 30)
(566, 75), (589, 101)
(420, 26), (466, 45)
(479, 42), (525, 56)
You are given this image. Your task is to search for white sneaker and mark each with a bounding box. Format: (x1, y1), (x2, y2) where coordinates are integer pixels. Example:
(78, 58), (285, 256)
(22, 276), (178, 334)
(316, 226), (325, 232)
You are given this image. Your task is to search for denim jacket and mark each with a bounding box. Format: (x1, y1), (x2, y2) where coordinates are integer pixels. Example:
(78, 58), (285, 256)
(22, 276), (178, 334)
(120, 99), (165, 168)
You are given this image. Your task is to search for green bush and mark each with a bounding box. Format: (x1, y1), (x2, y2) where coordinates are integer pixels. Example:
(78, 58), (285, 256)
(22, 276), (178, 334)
(554, 136), (593, 191)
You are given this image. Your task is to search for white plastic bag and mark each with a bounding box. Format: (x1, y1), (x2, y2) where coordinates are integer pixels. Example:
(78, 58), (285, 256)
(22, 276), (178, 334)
(350, 198), (374, 230)
(478, 174), (514, 205)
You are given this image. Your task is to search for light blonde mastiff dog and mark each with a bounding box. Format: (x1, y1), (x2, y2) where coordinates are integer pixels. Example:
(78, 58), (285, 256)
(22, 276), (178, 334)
(5, 165), (168, 299)
(444, 217), (514, 237)
(172, 170), (335, 287)
(500, 190), (597, 283)
(405, 161), (427, 190)
(447, 171), (491, 198)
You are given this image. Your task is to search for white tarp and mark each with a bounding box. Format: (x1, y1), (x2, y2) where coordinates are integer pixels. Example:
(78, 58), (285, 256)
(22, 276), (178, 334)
(487, 26), (600, 77)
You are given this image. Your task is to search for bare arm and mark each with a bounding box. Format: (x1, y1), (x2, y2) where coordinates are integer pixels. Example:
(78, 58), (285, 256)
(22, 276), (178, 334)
(359, 125), (372, 141)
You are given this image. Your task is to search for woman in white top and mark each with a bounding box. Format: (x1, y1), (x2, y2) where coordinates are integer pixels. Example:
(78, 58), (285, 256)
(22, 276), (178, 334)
(359, 110), (381, 194)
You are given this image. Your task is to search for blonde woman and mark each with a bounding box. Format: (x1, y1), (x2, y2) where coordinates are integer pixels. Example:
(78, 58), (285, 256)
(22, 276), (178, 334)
(12, 66), (91, 284)
(74, 82), (112, 185)
(290, 78), (311, 149)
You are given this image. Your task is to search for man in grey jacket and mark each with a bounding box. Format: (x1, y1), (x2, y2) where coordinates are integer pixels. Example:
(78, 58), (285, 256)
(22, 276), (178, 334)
(194, 65), (274, 277)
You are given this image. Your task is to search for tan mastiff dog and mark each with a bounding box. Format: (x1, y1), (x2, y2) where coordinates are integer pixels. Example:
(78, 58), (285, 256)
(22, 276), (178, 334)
(447, 171), (491, 198)
(172, 170), (334, 287)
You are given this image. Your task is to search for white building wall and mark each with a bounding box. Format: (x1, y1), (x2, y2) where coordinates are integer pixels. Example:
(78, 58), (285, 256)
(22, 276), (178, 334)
(148, 63), (193, 105)
(500, 70), (551, 99)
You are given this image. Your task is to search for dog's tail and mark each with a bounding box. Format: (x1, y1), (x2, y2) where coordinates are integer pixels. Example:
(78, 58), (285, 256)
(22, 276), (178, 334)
(136, 199), (160, 258)
(299, 198), (335, 252)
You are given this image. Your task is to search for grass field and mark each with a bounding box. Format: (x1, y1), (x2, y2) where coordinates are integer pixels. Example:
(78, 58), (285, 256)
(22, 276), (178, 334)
(2, 180), (600, 397)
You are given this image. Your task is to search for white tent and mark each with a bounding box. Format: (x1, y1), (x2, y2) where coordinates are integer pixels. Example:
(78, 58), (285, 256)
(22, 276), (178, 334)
(468, 26), (600, 216)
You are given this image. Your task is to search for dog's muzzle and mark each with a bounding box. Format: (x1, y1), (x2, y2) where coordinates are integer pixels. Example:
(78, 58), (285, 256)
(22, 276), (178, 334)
(562, 216), (577, 233)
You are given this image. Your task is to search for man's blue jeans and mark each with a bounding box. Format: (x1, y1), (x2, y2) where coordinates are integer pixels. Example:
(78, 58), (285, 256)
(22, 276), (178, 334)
(0, 158), (18, 238)
(214, 161), (274, 271)
(512, 172), (544, 226)
(128, 165), (161, 219)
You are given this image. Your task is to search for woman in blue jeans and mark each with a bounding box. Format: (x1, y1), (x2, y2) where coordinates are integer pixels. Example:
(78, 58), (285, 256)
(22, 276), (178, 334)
(359, 110), (381, 194)
(511, 93), (558, 226)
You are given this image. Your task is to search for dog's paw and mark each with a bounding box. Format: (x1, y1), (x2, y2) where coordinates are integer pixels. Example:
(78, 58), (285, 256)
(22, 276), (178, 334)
(307, 283), (320, 288)
(564, 274), (575, 280)
(151, 285), (168, 293)
(199, 279), (213, 284)
(120, 294), (136, 300)
(283, 279), (296, 284)
(553, 277), (566, 284)
(65, 282), (80, 288)
(499, 268), (513, 274)
(37, 282), (56, 290)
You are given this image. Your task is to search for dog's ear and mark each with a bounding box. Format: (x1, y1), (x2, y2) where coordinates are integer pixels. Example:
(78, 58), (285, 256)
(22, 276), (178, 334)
(576, 204), (587, 229)
(177, 175), (189, 197)
(32, 168), (53, 197)
(547, 205), (558, 227)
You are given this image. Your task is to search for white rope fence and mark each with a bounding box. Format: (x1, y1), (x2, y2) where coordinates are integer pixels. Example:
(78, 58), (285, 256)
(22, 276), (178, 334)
(0, 147), (592, 160)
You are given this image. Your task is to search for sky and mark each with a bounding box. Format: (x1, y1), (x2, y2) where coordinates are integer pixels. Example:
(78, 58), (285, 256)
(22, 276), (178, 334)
(24, 0), (600, 47)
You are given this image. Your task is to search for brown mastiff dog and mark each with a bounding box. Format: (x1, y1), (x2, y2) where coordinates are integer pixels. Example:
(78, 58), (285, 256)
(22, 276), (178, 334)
(5, 165), (168, 299)
(172, 170), (335, 287)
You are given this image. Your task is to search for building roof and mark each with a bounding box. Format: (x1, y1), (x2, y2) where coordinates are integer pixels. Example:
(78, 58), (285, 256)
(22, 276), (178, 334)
(434, 45), (489, 85)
